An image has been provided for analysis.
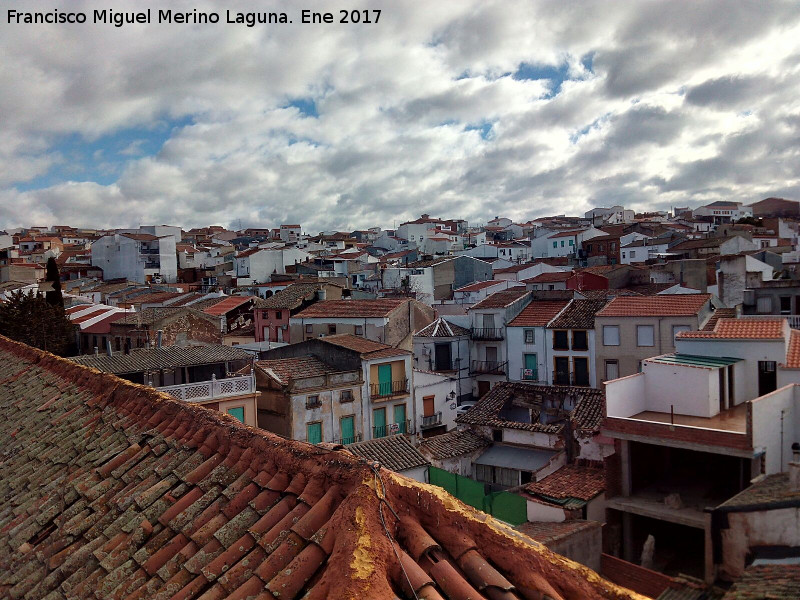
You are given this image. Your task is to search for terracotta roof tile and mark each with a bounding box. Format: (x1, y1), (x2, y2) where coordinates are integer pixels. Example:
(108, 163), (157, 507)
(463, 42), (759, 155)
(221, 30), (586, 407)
(678, 318), (785, 340)
(786, 329), (800, 368)
(414, 317), (470, 338)
(294, 298), (406, 318)
(346, 435), (429, 472)
(454, 280), (508, 292)
(0, 334), (641, 600)
(255, 356), (341, 385)
(418, 430), (490, 460)
(456, 382), (605, 433)
(721, 563), (800, 600)
(548, 299), (609, 329)
(523, 271), (573, 284)
(524, 464), (605, 502)
(596, 294), (712, 317)
(469, 289), (530, 310)
(203, 296), (253, 316)
(508, 300), (570, 327)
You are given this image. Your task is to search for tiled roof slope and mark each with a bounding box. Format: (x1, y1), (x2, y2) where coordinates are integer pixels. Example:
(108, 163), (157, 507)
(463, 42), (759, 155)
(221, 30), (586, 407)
(456, 382), (605, 434)
(320, 334), (411, 359)
(548, 299), (608, 330)
(255, 356), (340, 386)
(524, 465), (605, 502)
(253, 284), (328, 310)
(678, 318), (784, 340)
(596, 294), (711, 317)
(0, 336), (642, 600)
(508, 300), (570, 327)
(293, 299), (405, 318)
(414, 318), (470, 338)
(203, 296), (252, 316)
(70, 344), (252, 374)
(346, 435), (429, 473)
(785, 329), (800, 368)
(470, 290), (530, 310)
(715, 472), (800, 511)
(721, 564), (800, 600)
(700, 308), (737, 331)
(418, 430), (490, 460)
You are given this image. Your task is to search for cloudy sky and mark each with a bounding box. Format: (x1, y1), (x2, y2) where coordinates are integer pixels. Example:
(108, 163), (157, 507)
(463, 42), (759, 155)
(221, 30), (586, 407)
(2, 0), (800, 233)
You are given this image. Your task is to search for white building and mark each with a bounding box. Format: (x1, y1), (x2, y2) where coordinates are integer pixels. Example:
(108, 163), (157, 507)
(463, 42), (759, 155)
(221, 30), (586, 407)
(531, 227), (606, 259)
(413, 317), (472, 405)
(693, 201), (753, 224)
(234, 246), (311, 284)
(620, 239), (671, 264)
(91, 233), (178, 283)
(506, 299), (570, 384)
(585, 206), (635, 225)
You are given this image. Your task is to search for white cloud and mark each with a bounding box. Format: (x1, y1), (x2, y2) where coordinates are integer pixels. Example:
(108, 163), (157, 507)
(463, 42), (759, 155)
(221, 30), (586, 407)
(1, 0), (800, 232)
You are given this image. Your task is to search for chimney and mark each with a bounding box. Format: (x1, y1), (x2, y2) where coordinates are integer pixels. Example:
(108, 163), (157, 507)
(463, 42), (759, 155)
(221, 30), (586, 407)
(790, 443), (800, 492)
(93, 346), (99, 355)
(157, 329), (163, 348)
(105, 338), (113, 357)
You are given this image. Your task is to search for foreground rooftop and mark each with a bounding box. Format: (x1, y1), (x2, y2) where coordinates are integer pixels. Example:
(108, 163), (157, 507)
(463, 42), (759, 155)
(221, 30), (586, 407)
(0, 336), (642, 599)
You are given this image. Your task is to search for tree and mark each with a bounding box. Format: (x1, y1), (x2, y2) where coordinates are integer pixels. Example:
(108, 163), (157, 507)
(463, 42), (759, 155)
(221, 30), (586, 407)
(0, 290), (76, 356)
(45, 256), (64, 307)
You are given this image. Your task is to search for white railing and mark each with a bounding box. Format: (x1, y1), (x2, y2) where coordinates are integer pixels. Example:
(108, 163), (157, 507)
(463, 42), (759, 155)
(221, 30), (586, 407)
(158, 374), (255, 403)
(743, 315), (800, 329)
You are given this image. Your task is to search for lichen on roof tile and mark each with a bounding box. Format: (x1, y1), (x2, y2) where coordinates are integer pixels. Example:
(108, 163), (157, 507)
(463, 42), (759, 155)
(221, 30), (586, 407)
(0, 334), (644, 600)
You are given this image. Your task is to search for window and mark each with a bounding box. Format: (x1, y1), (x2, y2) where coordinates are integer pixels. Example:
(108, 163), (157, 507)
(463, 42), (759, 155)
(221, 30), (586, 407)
(560, 240), (565, 247)
(553, 241), (558, 248)
(605, 360), (619, 381)
(524, 329), (535, 344)
(492, 429), (503, 442)
(780, 296), (791, 315)
(630, 250), (636, 258)
(637, 325), (655, 347)
(673, 325), (690, 340)
(553, 330), (569, 350)
(307, 422), (322, 444)
(599, 244), (605, 252)
(227, 406), (245, 423)
(355, 325), (363, 336)
(568, 239), (573, 246)
(328, 324), (336, 335)
(275, 310), (282, 320)
(340, 389), (354, 403)
(756, 296), (772, 313)
(305, 324), (313, 333)
(572, 330), (588, 351)
(603, 325), (620, 346)
(306, 395), (321, 409)
(573, 357), (590, 386)
(622, 252), (626, 259)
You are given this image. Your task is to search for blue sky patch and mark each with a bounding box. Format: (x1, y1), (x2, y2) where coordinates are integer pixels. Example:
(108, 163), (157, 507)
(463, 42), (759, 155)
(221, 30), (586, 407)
(14, 116), (193, 191)
(464, 121), (493, 140)
(286, 98), (319, 118)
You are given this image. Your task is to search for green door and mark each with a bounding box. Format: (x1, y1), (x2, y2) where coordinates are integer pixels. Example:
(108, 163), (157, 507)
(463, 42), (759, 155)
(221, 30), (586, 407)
(340, 415), (355, 445)
(394, 404), (406, 434)
(378, 364), (392, 396)
(307, 422), (322, 444)
(373, 407), (386, 438)
(523, 354), (537, 381)
(227, 407), (244, 423)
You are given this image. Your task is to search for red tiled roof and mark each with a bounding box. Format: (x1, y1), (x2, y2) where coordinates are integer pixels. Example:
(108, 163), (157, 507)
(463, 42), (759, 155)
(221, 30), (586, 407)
(493, 263), (538, 274)
(70, 307), (114, 324)
(120, 232), (159, 241)
(508, 300), (570, 327)
(0, 335), (638, 600)
(294, 299), (406, 318)
(321, 334), (410, 359)
(524, 464), (605, 502)
(256, 355), (340, 385)
(203, 295), (253, 316)
(81, 311), (128, 334)
(454, 280), (507, 293)
(522, 271), (573, 284)
(678, 318), (785, 340)
(549, 229), (584, 238)
(785, 329), (800, 368)
(596, 294), (712, 317)
(469, 289), (530, 310)
(236, 246), (265, 258)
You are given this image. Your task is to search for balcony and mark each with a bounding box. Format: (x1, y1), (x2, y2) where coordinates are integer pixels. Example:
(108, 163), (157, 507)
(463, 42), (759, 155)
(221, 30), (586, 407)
(373, 419), (412, 438)
(158, 374), (255, 403)
(334, 433), (363, 445)
(471, 360), (507, 375)
(471, 327), (504, 340)
(369, 378), (409, 399)
(520, 368), (541, 381)
(420, 412), (443, 429)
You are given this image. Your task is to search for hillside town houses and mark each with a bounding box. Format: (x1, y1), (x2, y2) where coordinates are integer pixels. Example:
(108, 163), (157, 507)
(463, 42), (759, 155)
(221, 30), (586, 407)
(4, 196), (800, 598)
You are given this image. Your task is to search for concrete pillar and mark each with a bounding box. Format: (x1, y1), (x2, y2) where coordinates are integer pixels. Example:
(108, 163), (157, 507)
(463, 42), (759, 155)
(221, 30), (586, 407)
(621, 440), (632, 497)
(621, 512), (636, 563)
